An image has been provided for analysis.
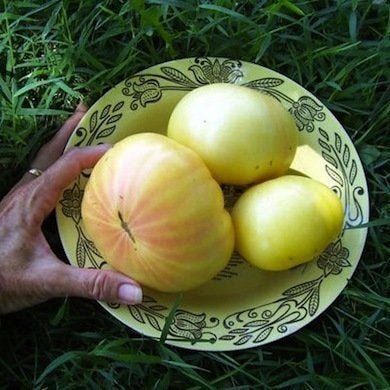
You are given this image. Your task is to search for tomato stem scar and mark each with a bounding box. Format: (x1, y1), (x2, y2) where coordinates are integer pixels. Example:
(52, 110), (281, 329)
(118, 211), (136, 244)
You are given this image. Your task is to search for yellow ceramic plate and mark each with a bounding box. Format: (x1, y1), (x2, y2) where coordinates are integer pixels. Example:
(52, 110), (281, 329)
(56, 57), (369, 351)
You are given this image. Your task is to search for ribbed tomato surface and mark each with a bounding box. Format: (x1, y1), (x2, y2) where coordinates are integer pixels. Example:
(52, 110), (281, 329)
(81, 133), (234, 292)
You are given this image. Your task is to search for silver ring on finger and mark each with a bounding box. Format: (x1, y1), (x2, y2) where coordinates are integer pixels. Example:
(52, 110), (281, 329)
(27, 168), (43, 177)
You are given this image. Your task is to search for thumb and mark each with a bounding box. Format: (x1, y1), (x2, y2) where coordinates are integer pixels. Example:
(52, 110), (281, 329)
(55, 264), (143, 305)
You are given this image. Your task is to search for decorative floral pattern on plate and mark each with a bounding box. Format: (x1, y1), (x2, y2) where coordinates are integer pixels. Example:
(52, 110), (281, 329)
(56, 57), (369, 351)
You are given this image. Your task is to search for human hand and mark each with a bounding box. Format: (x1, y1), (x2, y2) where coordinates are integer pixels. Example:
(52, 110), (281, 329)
(0, 104), (143, 314)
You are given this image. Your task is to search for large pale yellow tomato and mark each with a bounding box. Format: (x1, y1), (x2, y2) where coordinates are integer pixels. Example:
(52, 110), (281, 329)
(167, 83), (298, 185)
(231, 175), (344, 271)
(81, 133), (234, 293)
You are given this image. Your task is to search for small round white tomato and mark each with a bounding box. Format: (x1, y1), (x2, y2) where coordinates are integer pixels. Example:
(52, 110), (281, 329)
(231, 175), (344, 271)
(167, 83), (298, 185)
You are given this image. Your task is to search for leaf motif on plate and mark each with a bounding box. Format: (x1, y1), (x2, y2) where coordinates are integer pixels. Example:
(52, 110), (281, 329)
(113, 101), (124, 112)
(218, 239), (356, 347)
(335, 133), (342, 153)
(76, 233), (86, 268)
(349, 160), (358, 185)
(146, 313), (162, 331)
(149, 305), (169, 311)
(228, 328), (248, 335)
(127, 295), (167, 329)
(318, 138), (331, 153)
(242, 78), (288, 103)
(89, 111), (98, 132)
(83, 234), (102, 258)
(129, 305), (145, 324)
(107, 113), (122, 124)
(322, 151), (338, 169)
(234, 334), (252, 346)
(319, 127), (329, 140)
(245, 319), (268, 328)
(245, 77), (284, 89)
(160, 66), (198, 87)
(219, 335), (235, 341)
(100, 104), (111, 119)
(308, 286), (320, 316)
(325, 165), (344, 187)
(343, 144), (351, 167)
(318, 128), (365, 227)
(282, 277), (323, 297)
(219, 278), (324, 347)
(254, 327), (273, 344)
(188, 65), (209, 85)
(96, 126), (116, 139)
(73, 102), (124, 146)
(74, 225), (103, 269)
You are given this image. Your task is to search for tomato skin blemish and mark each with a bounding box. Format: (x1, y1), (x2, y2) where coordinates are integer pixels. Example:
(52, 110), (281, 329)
(118, 211), (136, 244)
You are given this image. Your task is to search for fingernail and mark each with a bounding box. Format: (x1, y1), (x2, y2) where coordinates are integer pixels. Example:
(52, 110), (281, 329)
(118, 284), (143, 305)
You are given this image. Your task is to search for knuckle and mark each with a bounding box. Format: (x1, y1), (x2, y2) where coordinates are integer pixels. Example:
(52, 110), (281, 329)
(60, 147), (84, 171)
(63, 146), (81, 160)
(88, 271), (115, 302)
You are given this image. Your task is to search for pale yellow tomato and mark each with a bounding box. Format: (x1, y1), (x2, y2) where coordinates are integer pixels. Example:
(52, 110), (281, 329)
(231, 175), (344, 271)
(82, 133), (234, 293)
(167, 83), (298, 185)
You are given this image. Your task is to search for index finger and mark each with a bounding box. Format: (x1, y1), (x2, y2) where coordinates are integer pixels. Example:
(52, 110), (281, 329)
(31, 144), (111, 224)
(31, 103), (88, 170)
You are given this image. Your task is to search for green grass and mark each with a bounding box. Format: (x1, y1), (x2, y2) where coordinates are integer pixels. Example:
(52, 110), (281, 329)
(0, 0), (389, 388)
